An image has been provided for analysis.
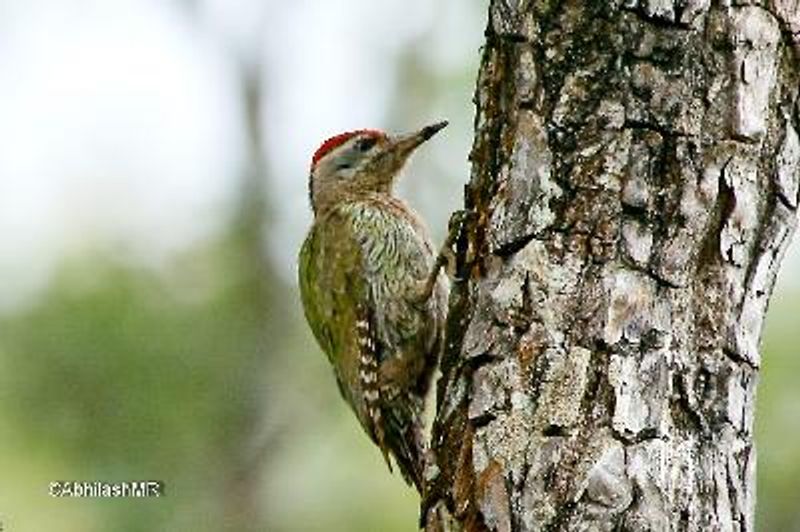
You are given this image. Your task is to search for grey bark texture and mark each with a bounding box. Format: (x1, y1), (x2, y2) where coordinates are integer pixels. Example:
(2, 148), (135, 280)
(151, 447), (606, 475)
(423, 1), (799, 531)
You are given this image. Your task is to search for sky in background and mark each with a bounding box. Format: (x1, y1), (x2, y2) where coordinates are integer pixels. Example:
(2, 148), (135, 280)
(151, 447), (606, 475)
(0, 0), (243, 309)
(0, 0), (796, 312)
(0, 0), (485, 312)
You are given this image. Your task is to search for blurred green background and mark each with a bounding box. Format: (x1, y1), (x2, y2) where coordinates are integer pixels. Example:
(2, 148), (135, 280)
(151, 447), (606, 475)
(0, 1), (797, 531)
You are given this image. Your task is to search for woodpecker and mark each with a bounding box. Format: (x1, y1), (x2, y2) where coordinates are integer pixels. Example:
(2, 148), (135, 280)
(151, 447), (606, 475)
(298, 121), (449, 491)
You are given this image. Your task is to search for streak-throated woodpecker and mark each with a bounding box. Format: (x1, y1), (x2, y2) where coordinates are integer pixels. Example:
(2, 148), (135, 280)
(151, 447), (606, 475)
(298, 122), (449, 491)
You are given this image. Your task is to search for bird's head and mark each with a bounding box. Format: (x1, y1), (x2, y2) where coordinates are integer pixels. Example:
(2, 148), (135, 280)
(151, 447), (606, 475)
(308, 121), (448, 215)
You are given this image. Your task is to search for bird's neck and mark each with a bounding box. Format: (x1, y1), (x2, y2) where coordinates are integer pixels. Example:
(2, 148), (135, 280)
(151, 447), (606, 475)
(313, 178), (396, 217)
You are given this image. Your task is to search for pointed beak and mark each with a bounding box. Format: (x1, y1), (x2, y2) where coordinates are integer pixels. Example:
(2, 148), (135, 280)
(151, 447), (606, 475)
(391, 120), (448, 157)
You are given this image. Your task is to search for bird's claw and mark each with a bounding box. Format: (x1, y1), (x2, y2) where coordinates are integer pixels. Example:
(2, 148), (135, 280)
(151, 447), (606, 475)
(410, 209), (470, 306)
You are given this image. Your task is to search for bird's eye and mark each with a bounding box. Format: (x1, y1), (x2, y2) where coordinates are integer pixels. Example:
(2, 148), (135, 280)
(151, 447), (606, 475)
(354, 137), (377, 152)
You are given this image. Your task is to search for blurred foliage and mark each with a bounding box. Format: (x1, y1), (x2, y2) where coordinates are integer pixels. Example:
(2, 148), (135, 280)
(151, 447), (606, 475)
(756, 289), (800, 532)
(0, 222), (289, 531)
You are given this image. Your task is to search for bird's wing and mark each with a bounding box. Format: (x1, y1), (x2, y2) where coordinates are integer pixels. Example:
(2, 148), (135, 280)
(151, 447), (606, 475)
(298, 201), (436, 490)
(299, 211), (362, 360)
(298, 207), (383, 428)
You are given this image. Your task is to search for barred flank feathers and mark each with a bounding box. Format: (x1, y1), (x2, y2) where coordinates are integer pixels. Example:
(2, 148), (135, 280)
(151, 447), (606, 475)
(355, 311), (392, 472)
(356, 307), (426, 491)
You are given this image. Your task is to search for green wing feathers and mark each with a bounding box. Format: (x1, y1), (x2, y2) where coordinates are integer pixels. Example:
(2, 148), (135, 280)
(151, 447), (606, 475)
(298, 199), (445, 490)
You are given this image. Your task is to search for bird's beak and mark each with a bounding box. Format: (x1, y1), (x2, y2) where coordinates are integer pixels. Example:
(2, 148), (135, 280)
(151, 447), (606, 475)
(391, 120), (448, 158)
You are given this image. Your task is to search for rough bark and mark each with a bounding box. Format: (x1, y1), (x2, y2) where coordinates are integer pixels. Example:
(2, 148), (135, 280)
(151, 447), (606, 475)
(424, 1), (799, 531)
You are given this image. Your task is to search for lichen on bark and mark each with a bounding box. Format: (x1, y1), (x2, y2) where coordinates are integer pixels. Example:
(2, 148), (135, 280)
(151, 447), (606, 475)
(424, 1), (799, 531)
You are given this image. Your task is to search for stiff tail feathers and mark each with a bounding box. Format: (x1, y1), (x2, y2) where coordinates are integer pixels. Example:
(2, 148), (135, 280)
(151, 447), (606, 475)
(356, 303), (427, 493)
(383, 394), (426, 492)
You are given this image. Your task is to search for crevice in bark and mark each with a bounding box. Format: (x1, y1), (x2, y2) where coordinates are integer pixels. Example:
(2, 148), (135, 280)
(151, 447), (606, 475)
(424, 0), (798, 530)
(492, 234), (539, 258)
(721, 346), (757, 370)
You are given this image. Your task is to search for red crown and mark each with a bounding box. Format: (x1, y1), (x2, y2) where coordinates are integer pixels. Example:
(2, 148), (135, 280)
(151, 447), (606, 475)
(311, 129), (385, 170)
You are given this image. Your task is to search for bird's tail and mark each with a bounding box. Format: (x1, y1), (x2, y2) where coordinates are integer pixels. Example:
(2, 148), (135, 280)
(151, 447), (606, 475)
(383, 394), (427, 493)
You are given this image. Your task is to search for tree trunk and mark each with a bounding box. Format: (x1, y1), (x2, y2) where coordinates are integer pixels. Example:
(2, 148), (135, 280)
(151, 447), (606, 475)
(424, 1), (799, 531)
